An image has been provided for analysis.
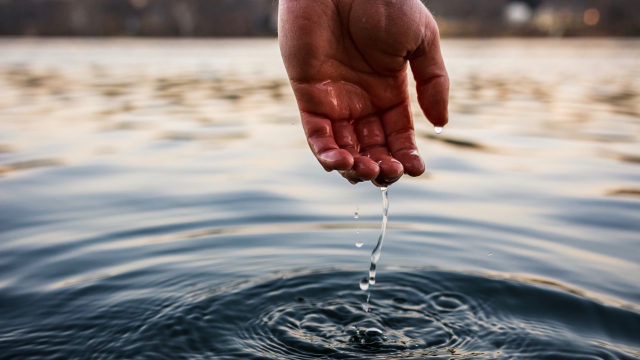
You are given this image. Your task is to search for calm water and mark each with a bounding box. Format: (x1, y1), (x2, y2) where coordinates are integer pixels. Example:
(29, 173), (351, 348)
(0, 39), (639, 359)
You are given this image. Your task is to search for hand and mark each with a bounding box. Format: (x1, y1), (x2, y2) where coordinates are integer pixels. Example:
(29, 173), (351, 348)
(279, 0), (449, 187)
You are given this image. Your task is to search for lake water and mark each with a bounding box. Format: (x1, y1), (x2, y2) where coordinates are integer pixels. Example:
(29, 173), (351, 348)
(0, 39), (639, 359)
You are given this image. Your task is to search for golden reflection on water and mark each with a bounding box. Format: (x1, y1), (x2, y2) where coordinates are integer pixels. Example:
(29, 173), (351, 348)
(0, 38), (638, 197)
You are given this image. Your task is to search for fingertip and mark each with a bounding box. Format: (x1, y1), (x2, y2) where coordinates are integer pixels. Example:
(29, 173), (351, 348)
(352, 156), (380, 181)
(395, 150), (425, 177)
(379, 157), (404, 180)
(317, 149), (354, 171)
(428, 118), (448, 128)
(339, 170), (362, 185)
(372, 174), (402, 188)
(424, 103), (448, 128)
(369, 158), (403, 187)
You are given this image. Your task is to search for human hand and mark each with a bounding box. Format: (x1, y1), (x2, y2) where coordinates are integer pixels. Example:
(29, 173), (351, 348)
(279, 0), (449, 187)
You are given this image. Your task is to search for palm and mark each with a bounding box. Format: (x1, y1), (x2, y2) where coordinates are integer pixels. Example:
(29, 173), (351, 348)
(279, 0), (449, 186)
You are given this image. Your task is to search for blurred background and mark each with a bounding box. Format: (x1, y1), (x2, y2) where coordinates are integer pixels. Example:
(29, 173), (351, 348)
(0, 0), (639, 37)
(0, 1), (639, 358)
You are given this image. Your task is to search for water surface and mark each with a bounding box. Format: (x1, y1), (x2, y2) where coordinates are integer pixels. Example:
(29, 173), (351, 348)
(0, 39), (639, 359)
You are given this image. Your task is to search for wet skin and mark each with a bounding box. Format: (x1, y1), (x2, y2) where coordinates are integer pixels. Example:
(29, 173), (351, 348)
(279, 0), (449, 186)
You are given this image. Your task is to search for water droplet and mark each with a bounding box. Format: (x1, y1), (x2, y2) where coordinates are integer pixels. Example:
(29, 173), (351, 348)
(488, 252), (493, 256)
(359, 277), (369, 291)
(434, 126), (443, 134)
(354, 211), (359, 219)
(356, 242), (363, 248)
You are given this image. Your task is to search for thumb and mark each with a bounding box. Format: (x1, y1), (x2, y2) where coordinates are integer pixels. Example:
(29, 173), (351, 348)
(409, 15), (449, 128)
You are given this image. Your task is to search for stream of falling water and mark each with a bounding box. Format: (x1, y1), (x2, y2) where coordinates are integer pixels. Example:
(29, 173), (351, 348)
(369, 187), (389, 286)
(358, 128), (439, 306)
(359, 187), (389, 310)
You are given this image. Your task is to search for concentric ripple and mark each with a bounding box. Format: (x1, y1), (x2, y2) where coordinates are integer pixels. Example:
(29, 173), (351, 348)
(1, 270), (639, 359)
(204, 271), (640, 360)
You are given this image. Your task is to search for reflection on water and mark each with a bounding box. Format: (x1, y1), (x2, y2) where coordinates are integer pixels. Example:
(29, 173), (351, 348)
(0, 39), (639, 358)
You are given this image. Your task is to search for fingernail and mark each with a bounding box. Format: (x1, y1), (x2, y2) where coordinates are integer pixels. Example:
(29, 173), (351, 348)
(318, 149), (342, 162)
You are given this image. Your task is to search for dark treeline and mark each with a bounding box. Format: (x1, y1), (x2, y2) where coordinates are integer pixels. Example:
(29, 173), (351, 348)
(0, 0), (638, 37)
(0, 0), (278, 37)
(427, 0), (640, 37)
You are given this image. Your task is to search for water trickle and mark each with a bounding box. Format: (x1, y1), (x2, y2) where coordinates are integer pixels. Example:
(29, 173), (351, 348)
(434, 126), (443, 134)
(368, 187), (389, 287)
